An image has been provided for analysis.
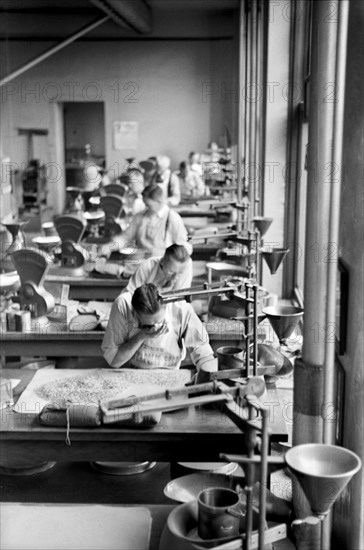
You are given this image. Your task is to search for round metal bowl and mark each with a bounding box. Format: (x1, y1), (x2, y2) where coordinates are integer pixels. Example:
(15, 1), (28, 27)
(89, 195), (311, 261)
(0, 271), (20, 289)
(84, 211), (105, 222)
(32, 236), (60, 250)
(90, 461), (156, 476)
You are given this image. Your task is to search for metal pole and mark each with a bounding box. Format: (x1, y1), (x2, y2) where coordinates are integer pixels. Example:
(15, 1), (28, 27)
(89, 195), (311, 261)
(322, 5), (350, 550)
(293, 2), (340, 549)
(0, 16), (109, 87)
(253, 283), (258, 376)
(323, 0), (349, 445)
(236, 0), (246, 234)
(258, 406), (269, 550)
(244, 0), (252, 202)
(248, 0), (258, 220)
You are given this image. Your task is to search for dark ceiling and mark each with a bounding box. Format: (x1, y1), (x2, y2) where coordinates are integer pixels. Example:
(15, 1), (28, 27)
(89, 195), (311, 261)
(0, 0), (239, 40)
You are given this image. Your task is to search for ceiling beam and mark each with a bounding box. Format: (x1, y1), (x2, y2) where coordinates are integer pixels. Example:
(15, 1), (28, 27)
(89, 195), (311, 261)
(0, 16), (109, 87)
(89, 0), (151, 34)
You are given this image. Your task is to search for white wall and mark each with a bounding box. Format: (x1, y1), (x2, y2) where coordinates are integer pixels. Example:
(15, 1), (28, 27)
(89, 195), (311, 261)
(261, 1), (291, 296)
(0, 39), (235, 214)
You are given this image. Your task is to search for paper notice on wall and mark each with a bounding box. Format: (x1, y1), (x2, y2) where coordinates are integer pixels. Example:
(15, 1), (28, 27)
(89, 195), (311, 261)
(113, 121), (138, 150)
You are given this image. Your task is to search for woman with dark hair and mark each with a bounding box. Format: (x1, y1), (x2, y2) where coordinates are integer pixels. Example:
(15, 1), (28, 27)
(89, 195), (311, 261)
(103, 184), (191, 257)
(102, 283), (217, 375)
(125, 243), (192, 293)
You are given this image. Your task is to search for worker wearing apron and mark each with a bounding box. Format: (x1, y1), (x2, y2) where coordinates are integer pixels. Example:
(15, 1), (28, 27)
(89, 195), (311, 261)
(102, 283), (217, 377)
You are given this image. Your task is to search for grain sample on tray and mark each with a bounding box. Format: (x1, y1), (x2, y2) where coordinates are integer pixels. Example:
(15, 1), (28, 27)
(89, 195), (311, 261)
(34, 369), (190, 407)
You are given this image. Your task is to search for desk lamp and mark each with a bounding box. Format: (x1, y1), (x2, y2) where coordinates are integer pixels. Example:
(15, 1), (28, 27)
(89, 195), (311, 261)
(12, 248), (55, 329)
(285, 443), (361, 550)
(51, 214), (87, 277)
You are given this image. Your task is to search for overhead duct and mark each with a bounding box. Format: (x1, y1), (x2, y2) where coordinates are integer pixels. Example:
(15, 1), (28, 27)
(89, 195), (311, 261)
(89, 0), (151, 34)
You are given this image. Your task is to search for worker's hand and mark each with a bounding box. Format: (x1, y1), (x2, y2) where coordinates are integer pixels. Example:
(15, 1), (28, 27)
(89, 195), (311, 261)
(194, 367), (213, 385)
(98, 241), (119, 259)
(138, 321), (168, 340)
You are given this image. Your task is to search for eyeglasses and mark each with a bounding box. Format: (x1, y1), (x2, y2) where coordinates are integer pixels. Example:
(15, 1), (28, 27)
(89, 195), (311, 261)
(140, 321), (165, 330)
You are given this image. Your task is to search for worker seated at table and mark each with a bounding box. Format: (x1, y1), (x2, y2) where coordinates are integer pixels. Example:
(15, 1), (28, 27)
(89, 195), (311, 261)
(120, 168), (145, 216)
(150, 155), (181, 206)
(101, 184), (191, 258)
(188, 151), (203, 178)
(176, 161), (207, 201)
(125, 244), (193, 293)
(102, 283), (217, 377)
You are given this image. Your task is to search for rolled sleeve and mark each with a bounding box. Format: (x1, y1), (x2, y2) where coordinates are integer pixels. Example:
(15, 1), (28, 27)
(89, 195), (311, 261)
(175, 258), (193, 290)
(167, 173), (181, 206)
(101, 296), (133, 366)
(166, 210), (192, 255)
(179, 303), (217, 371)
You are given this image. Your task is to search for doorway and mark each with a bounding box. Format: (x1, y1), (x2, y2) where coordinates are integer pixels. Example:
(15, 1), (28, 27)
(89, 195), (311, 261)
(63, 101), (106, 175)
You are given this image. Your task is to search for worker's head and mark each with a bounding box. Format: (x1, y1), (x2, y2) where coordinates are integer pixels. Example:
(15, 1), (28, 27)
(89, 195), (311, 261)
(142, 184), (165, 213)
(189, 152), (200, 164)
(179, 161), (190, 179)
(121, 169), (145, 195)
(160, 244), (190, 282)
(132, 283), (166, 329)
(156, 155), (170, 175)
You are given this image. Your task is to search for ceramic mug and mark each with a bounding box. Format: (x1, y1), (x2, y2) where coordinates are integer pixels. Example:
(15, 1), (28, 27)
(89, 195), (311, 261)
(197, 487), (243, 540)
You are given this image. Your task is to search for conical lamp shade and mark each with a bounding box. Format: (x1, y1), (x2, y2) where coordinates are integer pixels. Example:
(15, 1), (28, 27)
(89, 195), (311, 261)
(262, 248), (289, 274)
(286, 444), (361, 516)
(262, 305), (303, 342)
(252, 216), (273, 236)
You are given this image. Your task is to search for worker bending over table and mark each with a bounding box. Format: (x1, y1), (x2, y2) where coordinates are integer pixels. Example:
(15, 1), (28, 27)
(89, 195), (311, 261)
(102, 283), (217, 378)
(125, 244), (193, 293)
(102, 184), (191, 258)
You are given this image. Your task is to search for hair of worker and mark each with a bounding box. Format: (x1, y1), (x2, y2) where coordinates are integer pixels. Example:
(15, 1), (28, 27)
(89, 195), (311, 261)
(132, 283), (164, 314)
(142, 184), (164, 201)
(164, 244), (190, 263)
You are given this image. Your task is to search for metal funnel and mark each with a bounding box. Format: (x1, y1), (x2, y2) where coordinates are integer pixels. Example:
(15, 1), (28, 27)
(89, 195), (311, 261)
(262, 248), (289, 274)
(262, 305), (303, 343)
(285, 444), (361, 516)
(252, 216), (273, 236)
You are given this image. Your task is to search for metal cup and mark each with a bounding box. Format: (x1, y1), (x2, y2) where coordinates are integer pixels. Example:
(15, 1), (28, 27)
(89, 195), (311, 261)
(216, 346), (245, 371)
(197, 487), (243, 540)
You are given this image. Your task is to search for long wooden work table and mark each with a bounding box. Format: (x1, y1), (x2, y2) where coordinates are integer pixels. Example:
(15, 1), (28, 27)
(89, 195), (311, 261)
(46, 273), (127, 301)
(0, 369), (288, 465)
(0, 315), (245, 358)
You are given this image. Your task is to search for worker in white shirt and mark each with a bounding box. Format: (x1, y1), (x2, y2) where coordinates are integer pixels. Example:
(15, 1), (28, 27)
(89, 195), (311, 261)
(151, 155), (181, 206)
(126, 244), (193, 293)
(177, 161), (206, 201)
(102, 184), (191, 258)
(102, 283), (217, 377)
(120, 168), (145, 216)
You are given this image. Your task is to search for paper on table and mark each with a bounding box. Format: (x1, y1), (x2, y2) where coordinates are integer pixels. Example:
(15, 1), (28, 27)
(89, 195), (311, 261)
(0, 503), (151, 550)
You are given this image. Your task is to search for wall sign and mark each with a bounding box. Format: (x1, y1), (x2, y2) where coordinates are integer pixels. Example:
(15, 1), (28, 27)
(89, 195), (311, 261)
(112, 121), (138, 150)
